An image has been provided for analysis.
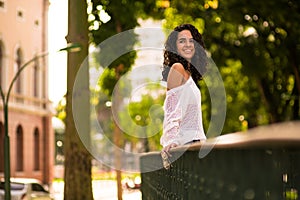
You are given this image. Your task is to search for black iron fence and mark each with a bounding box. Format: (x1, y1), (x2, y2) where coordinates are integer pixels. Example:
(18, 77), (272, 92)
(140, 121), (300, 200)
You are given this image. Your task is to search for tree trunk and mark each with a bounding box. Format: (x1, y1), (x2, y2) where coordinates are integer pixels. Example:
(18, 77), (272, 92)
(114, 21), (124, 200)
(64, 0), (93, 199)
(114, 125), (123, 200)
(113, 70), (123, 200)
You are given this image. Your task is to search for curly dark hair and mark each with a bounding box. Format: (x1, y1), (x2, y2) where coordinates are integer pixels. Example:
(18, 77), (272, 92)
(162, 24), (207, 86)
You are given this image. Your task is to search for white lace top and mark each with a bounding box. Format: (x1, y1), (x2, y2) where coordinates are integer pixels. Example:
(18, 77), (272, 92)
(160, 77), (206, 147)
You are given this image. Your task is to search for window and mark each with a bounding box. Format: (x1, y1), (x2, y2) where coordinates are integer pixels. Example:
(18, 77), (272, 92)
(34, 19), (39, 27)
(0, 44), (3, 88)
(16, 125), (24, 171)
(15, 48), (22, 94)
(16, 8), (25, 21)
(33, 128), (40, 170)
(0, 0), (5, 10)
(32, 183), (47, 192)
(0, 122), (4, 172)
(33, 60), (39, 97)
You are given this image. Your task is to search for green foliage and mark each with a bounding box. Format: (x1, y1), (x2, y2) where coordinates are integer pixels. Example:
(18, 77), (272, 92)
(55, 97), (66, 122)
(90, 0), (139, 96)
(120, 82), (165, 151)
(89, 0), (166, 152)
(162, 0), (300, 133)
(89, 0), (166, 104)
(97, 68), (117, 97)
(87, 0), (300, 143)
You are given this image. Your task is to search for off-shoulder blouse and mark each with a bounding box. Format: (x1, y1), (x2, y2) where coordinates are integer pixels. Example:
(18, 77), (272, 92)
(160, 76), (206, 147)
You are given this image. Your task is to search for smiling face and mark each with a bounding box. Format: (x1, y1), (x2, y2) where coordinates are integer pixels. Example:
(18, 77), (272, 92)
(176, 30), (195, 62)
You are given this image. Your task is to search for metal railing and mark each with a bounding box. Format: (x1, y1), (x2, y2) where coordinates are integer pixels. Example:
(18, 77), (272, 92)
(140, 121), (300, 200)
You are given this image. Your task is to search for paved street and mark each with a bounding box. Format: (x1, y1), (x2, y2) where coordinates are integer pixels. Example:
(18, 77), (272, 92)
(52, 180), (141, 200)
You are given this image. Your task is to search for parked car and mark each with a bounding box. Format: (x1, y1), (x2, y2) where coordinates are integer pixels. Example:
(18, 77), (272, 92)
(0, 181), (26, 200)
(0, 178), (54, 200)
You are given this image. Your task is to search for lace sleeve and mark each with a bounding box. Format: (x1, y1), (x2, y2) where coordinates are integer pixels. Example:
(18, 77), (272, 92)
(160, 91), (182, 147)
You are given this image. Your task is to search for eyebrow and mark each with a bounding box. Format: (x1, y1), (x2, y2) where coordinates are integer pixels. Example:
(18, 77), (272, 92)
(177, 37), (194, 41)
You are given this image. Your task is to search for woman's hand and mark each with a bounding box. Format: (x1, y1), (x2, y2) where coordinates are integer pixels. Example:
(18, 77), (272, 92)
(161, 143), (178, 170)
(163, 143), (178, 156)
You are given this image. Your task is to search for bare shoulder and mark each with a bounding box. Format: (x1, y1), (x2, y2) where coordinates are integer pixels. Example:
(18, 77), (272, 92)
(170, 63), (185, 75)
(167, 63), (188, 90)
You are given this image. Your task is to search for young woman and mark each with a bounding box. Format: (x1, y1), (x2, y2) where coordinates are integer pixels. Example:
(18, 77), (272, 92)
(160, 24), (208, 155)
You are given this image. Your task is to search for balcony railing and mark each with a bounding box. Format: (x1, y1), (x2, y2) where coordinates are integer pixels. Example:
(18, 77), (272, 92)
(140, 121), (300, 200)
(0, 92), (52, 115)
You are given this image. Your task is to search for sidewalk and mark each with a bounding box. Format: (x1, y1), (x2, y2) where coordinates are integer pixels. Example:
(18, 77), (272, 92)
(52, 180), (141, 200)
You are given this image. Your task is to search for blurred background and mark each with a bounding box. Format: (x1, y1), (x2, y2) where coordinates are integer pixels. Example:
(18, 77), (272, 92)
(0, 0), (299, 199)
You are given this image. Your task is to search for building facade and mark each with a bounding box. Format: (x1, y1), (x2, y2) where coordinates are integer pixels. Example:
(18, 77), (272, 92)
(0, 0), (54, 184)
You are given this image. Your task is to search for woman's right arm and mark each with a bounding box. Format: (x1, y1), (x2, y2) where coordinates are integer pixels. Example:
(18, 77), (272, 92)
(160, 90), (181, 148)
(161, 63), (187, 152)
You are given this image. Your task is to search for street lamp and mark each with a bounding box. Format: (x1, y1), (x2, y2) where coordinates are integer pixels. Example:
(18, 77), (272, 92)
(0, 43), (81, 200)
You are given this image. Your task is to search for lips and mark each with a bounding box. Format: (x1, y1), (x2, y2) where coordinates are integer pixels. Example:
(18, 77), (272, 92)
(183, 49), (193, 54)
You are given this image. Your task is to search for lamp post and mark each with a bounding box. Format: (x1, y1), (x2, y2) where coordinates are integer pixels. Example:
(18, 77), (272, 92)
(0, 43), (81, 200)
